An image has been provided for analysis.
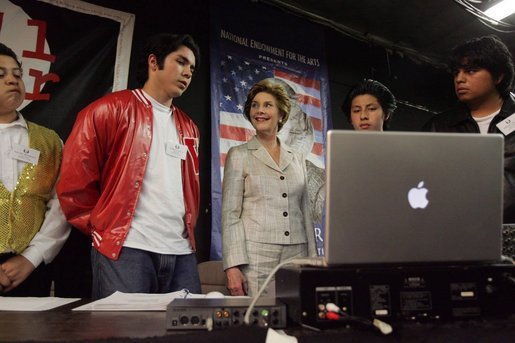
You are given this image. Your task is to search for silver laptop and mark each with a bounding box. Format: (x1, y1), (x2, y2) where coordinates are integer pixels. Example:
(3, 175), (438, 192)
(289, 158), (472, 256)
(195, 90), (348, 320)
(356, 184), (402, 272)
(324, 130), (503, 265)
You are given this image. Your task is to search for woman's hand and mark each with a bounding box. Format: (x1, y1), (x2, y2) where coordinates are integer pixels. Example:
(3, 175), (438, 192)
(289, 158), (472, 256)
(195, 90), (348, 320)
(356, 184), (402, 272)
(225, 266), (247, 296)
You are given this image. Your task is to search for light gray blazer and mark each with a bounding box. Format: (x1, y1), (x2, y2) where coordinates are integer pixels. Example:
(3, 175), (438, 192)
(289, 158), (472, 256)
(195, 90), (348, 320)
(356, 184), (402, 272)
(222, 136), (316, 270)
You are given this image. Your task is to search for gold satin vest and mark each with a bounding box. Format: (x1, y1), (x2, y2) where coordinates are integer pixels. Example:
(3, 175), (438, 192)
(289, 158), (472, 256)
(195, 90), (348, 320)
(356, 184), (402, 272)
(0, 121), (62, 254)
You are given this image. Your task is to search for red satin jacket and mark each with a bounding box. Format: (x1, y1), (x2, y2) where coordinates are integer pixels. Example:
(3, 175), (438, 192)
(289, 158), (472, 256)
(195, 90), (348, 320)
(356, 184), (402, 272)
(57, 89), (200, 260)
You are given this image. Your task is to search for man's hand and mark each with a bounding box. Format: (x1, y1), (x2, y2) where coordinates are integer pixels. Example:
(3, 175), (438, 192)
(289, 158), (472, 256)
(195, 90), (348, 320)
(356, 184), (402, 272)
(225, 266), (247, 296)
(0, 267), (12, 293)
(1, 255), (36, 293)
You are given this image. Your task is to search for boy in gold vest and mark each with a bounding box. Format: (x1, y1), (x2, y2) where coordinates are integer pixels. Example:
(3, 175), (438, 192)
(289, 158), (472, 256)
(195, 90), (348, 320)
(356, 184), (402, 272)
(0, 43), (70, 296)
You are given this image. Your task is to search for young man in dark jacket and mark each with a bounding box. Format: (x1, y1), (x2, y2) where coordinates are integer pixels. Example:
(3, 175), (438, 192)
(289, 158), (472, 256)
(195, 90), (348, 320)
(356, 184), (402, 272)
(424, 35), (514, 223)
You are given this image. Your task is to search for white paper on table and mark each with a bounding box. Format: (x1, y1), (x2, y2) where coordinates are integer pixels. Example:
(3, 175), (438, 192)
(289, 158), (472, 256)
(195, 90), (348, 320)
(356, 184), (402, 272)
(72, 289), (207, 311)
(266, 328), (298, 343)
(0, 297), (81, 311)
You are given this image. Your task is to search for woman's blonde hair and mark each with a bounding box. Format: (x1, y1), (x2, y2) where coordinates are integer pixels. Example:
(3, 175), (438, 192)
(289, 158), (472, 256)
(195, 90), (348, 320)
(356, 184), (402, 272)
(244, 79), (291, 131)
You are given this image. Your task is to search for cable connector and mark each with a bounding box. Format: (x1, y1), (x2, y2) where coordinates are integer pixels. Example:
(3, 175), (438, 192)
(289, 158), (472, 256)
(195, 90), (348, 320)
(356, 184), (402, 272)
(325, 302), (393, 335)
(325, 312), (341, 321)
(373, 318), (393, 335)
(325, 302), (343, 314)
(289, 257), (327, 267)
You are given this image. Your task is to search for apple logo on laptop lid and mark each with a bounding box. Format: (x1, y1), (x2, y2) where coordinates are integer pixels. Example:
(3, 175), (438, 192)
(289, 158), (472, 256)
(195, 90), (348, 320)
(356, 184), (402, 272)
(408, 181), (429, 209)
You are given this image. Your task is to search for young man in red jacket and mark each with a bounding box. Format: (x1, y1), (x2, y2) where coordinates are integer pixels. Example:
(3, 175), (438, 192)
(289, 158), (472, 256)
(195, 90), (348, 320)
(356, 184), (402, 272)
(57, 34), (201, 299)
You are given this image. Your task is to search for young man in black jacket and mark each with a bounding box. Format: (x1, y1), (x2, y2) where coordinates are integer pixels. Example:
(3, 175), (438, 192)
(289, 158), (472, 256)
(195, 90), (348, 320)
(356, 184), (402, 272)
(424, 35), (514, 223)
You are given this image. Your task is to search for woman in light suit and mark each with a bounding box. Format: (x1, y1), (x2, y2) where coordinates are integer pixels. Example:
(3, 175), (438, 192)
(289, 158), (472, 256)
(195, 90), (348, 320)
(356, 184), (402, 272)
(222, 79), (316, 296)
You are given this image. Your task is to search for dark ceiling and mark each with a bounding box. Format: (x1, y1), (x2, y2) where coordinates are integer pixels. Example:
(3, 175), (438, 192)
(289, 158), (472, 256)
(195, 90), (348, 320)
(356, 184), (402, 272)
(262, 0), (515, 69)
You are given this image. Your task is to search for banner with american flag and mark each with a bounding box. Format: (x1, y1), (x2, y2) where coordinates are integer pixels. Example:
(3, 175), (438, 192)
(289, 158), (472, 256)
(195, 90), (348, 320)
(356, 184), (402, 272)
(209, 0), (331, 259)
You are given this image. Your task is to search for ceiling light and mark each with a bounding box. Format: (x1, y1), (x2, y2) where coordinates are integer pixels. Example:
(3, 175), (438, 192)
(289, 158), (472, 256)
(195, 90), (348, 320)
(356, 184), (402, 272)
(484, 0), (515, 21)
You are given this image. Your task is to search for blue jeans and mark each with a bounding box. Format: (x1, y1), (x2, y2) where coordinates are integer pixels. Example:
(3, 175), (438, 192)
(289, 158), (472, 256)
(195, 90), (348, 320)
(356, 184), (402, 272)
(91, 247), (201, 299)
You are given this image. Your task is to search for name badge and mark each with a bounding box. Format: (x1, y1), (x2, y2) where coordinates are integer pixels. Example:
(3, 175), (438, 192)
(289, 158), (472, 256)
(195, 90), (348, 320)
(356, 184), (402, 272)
(165, 141), (187, 160)
(496, 112), (515, 136)
(11, 144), (40, 165)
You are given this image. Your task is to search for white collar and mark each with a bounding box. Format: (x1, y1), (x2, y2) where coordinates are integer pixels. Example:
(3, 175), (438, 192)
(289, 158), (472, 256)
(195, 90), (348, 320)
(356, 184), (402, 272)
(0, 112), (28, 130)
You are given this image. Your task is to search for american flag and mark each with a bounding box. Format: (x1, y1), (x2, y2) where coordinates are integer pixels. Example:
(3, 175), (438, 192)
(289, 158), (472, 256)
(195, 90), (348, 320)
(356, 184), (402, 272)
(218, 53), (326, 177)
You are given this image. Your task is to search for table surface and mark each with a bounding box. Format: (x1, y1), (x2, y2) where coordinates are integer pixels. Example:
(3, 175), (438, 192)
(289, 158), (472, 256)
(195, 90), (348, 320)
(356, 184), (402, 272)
(0, 301), (172, 342)
(1, 300), (515, 343)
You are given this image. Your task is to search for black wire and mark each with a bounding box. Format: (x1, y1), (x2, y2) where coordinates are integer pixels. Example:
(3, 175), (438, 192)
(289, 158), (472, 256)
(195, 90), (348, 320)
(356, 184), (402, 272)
(453, 0), (515, 32)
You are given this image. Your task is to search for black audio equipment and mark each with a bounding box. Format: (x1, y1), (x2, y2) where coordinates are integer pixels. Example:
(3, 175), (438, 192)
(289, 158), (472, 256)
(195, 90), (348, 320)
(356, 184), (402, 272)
(503, 224), (515, 260)
(166, 298), (287, 330)
(276, 263), (515, 329)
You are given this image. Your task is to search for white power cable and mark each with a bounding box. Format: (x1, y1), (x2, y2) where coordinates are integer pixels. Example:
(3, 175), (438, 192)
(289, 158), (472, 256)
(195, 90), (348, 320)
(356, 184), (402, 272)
(326, 302), (393, 335)
(242, 256), (393, 335)
(243, 257), (326, 325)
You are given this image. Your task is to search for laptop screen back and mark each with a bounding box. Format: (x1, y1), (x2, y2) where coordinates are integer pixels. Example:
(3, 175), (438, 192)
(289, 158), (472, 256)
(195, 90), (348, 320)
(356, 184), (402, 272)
(324, 130), (503, 265)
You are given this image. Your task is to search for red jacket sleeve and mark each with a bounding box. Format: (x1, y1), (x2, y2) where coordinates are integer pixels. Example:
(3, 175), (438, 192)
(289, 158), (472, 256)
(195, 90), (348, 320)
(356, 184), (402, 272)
(57, 102), (108, 235)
